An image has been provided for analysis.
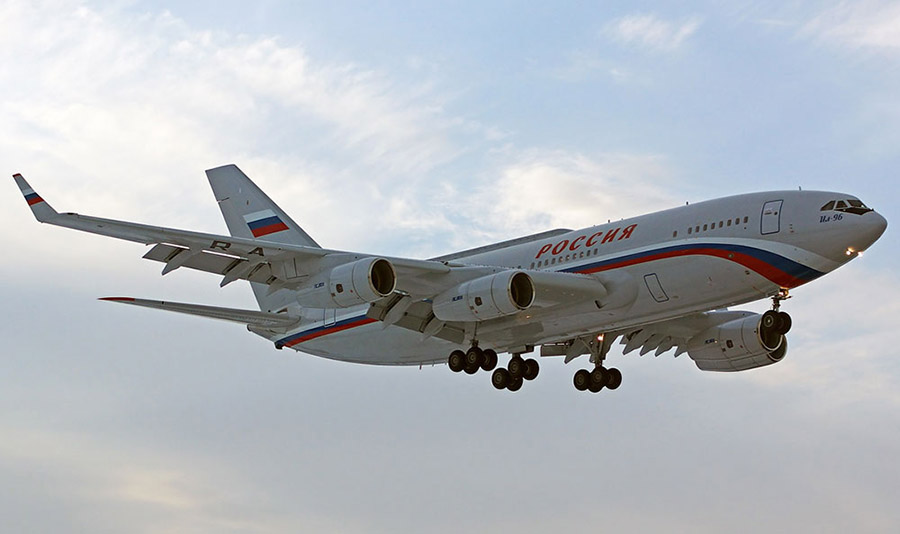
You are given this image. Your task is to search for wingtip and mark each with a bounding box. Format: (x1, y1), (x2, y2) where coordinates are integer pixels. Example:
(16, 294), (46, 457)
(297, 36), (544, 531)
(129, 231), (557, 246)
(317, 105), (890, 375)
(13, 173), (22, 179)
(98, 297), (136, 302)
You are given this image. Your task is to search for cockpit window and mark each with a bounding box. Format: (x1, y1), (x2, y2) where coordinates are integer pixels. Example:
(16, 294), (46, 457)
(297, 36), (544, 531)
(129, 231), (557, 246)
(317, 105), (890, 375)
(822, 198), (874, 215)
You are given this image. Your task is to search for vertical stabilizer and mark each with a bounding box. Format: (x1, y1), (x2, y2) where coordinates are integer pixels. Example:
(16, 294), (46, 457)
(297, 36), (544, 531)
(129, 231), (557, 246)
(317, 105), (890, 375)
(206, 164), (320, 311)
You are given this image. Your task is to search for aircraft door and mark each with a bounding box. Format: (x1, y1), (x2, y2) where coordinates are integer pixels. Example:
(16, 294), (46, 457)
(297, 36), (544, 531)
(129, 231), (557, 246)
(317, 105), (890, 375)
(760, 200), (783, 235)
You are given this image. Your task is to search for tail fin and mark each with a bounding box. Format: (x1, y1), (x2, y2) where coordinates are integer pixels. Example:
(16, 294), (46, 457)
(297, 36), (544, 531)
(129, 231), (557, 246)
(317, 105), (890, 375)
(13, 173), (59, 222)
(206, 164), (320, 247)
(206, 164), (319, 312)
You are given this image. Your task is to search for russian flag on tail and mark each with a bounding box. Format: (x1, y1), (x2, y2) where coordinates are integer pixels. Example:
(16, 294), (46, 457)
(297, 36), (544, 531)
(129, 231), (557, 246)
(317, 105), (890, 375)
(243, 209), (289, 238)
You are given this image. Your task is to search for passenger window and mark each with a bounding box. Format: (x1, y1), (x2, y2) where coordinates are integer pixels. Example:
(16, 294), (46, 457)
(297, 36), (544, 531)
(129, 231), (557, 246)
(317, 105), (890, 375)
(734, 218), (740, 225)
(743, 216), (749, 224)
(672, 231), (678, 238)
(579, 251), (584, 258)
(703, 224), (708, 231)
(821, 201), (835, 211)
(688, 227), (692, 234)
(695, 226), (700, 233)
(718, 221), (723, 228)
(727, 219), (731, 227)
(551, 258), (556, 265)
(530, 262), (534, 269)
(565, 254), (570, 261)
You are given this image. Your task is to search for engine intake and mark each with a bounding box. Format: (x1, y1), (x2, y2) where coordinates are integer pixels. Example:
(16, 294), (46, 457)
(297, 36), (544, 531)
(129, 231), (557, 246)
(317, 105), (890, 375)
(687, 311), (789, 372)
(432, 271), (534, 322)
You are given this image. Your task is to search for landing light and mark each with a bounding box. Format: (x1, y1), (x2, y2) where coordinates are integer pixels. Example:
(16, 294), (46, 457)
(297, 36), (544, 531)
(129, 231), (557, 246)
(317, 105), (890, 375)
(597, 334), (604, 342)
(845, 247), (854, 256)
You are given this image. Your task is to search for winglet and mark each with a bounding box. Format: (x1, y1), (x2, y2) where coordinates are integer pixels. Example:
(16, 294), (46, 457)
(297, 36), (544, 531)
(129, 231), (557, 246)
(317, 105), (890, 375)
(13, 173), (58, 222)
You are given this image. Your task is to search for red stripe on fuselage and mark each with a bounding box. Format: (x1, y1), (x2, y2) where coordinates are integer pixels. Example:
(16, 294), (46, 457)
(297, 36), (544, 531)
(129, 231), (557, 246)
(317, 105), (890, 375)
(284, 317), (377, 348)
(579, 247), (808, 288)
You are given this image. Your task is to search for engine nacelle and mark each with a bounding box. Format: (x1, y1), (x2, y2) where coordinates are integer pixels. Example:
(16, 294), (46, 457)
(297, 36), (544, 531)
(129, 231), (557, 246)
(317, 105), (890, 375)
(687, 312), (788, 372)
(432, 271), (535, 322)
(309, 257), (396, 308)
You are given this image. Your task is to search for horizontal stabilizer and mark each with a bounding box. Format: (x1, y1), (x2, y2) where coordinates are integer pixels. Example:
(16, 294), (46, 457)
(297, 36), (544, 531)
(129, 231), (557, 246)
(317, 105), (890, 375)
(99, 297), (301, 330)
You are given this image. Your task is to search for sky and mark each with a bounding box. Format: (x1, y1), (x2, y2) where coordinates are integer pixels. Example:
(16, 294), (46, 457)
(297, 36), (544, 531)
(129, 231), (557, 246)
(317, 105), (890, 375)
(1, 1), (899, 532)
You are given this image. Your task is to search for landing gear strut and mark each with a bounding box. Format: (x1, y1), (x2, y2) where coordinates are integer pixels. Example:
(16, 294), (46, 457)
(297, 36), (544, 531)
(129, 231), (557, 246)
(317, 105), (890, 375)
(765, 288), (793, 335)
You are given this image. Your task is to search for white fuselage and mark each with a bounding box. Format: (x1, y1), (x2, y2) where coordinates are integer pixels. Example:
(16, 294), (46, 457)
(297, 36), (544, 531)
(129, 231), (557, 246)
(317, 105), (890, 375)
(268, 190), (887, 365)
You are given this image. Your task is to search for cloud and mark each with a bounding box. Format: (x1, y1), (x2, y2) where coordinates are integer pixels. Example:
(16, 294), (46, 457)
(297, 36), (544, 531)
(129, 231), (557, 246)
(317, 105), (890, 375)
(471, 149), (677, 238)
(603, 13), (703, 52)
(801, 1), (900, 52)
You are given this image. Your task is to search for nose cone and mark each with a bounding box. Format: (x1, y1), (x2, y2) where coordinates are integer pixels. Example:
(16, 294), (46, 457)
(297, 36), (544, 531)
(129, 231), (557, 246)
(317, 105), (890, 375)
(860, 211), (888, 250)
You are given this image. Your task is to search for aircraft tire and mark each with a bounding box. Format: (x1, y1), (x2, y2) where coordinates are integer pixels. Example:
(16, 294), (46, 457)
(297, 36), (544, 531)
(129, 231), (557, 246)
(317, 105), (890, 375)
(573, 369), (591, 391)
(507, 376), (523, 392)
(508, 356), (526, 378)
(606, 368), (622, 390)
(590, 367), (610, 388)
(776, 312), (792, 335)
(448, 350), (466, 372)
(492, 368), (511, 390)
(464, 362), (479, 375)
(465, 346), (484, 367)
(481, 349), (498, 372)
(523, 358), (540, 381)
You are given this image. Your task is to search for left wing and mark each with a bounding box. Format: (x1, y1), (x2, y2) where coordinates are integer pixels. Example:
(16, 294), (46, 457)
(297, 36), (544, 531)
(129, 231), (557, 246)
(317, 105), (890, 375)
(13, 173), (451, 293)
(99, 297), (302, 332)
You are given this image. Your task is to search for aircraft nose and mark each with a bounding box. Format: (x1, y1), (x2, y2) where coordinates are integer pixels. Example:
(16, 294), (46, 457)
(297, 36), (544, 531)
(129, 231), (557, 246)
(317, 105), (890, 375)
(860, 211), (888, 250)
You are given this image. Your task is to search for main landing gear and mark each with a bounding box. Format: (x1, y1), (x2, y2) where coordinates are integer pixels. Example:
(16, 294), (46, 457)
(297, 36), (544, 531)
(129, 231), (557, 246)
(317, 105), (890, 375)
(573, 365), (622, 393)
(572, 332), (622, 394)
(447, 344), (539, 392)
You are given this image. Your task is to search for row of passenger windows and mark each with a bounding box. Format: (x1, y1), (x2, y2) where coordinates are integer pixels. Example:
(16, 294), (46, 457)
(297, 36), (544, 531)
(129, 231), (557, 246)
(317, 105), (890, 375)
(528, 215), (751, 270)
(672, 216), (749, 238)
(529, 247), (601, 269)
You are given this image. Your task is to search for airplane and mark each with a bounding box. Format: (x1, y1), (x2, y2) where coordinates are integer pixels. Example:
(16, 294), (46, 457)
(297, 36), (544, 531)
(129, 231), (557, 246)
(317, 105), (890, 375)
(13, 165), (888, 393)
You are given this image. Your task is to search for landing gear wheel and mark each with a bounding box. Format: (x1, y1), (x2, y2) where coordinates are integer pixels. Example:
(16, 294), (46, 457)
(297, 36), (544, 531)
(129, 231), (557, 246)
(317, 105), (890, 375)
(523, 358), (540, 381)
(507, 376), (523, 392)
(464, 362), (479, 375)
(481, 349), (498, 372)
(606, 367), (622, 390)
(590, 367), (610, 388)
(588, 381), (604, 393)
(448, 350), (466, 372)
(761, 310), (779, 330)
(573, 369), (591, 391)
(508, 356), (526, 379)
(465, 346), (484, 368)
(491, 368), (511, 390)
(776, 311), (792, 334)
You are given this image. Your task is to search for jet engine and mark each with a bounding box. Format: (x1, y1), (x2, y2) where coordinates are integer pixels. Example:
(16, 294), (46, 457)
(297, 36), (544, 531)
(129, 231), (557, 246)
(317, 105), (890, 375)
(327, 257), (397, 307)
(294, 257), (397, 308)
(686, 311), (790, 372)
(432, 271), (535, 322)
